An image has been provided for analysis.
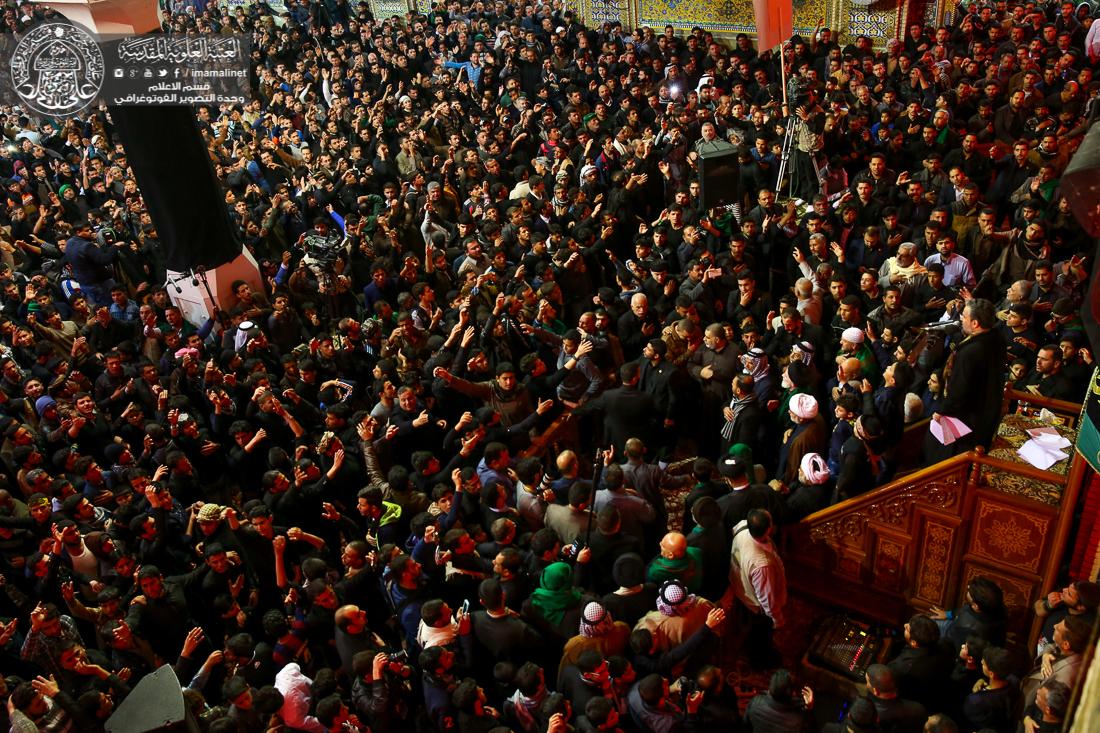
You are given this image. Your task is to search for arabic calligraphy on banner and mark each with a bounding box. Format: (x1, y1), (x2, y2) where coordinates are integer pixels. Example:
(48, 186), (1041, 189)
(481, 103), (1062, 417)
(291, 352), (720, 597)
(99, 33), (251, 109)
(116, 36), (244, 65)
(0, 28), (251, 115)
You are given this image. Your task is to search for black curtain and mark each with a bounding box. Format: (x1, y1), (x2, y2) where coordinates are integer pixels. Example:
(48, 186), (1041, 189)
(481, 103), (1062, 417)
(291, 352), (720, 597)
(107, 104), (241, 272)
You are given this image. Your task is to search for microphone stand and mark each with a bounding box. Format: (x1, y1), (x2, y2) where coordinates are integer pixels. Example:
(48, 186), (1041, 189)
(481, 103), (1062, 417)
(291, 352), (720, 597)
(194, 266), (229, 329)
(584, 445), (603, 549)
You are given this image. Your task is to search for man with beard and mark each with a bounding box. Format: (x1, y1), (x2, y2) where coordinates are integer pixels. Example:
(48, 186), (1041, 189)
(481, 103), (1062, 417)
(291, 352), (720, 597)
(685, 324), (741, 453)
(926, 299), (1005, 461)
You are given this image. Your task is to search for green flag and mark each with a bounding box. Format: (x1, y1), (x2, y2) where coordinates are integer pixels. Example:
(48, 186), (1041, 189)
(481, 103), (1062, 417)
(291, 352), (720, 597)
(1076, 367), (1100, 473)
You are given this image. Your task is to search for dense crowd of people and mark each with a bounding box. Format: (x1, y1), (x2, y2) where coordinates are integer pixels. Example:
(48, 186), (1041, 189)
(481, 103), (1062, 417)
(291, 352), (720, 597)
(0, 0), (1097, 731)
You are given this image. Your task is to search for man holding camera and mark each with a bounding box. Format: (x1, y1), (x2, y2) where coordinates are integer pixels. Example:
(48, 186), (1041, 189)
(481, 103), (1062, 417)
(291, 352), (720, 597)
(790, 89), (825, 202)
(61, 220), (119, 309)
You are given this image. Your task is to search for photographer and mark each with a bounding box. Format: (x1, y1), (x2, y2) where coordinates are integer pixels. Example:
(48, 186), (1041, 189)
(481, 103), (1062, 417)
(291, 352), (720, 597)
(350, 649), (415, 733)
(686, 664), (740, 730)
(59, 221), (120, 309)
(744, 669), (814, 733)
(789, 88), (825, 202)
(627, 671), (706, 733)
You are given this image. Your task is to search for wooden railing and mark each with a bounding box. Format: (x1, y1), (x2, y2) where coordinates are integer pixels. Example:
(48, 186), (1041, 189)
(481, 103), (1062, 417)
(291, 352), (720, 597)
(786, 393), (1088, 648)
(1002, 388), (1084, 428)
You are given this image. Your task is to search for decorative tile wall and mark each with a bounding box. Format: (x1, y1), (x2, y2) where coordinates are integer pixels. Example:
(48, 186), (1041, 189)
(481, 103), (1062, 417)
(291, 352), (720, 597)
(371, 0), (414, 18)
(848, 3), (899, 40)
(581, 0), (635, 28)
(637, 0), (835, 37)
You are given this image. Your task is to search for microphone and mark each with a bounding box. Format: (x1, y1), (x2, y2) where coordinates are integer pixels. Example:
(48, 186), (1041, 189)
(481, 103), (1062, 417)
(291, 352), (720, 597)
(919, 321), (961, 336)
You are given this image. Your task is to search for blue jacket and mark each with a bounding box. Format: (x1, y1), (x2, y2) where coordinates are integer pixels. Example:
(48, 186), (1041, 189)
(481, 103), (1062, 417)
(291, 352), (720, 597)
(62, 235), (116, 285)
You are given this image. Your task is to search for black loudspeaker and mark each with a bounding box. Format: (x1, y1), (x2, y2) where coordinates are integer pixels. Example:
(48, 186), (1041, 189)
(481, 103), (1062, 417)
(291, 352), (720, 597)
(107, 105), (243, 272)
(106, 665), (200, 733)
(697, 143), (742, 210)
(1061, 121), (1100, 238)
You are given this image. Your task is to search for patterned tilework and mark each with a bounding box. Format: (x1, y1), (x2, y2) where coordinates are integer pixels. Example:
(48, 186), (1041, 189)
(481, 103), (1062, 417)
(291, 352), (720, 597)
(371, 0), (414, 18)
(923, 0), (940, 27)
(581, 0), (635, 28)
(921, 0), (955, 28)
(602, 0), (907, 49)
(637, 0), (833, 36)
(848, 4), (898, 40)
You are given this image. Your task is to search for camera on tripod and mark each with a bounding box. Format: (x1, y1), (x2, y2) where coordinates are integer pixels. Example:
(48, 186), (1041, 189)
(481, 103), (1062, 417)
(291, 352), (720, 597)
(301, 233), (345, 267)
(788, 77), (811, 109)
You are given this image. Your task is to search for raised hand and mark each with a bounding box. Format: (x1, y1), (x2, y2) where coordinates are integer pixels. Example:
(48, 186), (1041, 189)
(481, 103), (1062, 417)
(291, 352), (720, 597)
(31, 675), (60, 699)
(705, 607), (726, 630)
(181, 627), (205, 657)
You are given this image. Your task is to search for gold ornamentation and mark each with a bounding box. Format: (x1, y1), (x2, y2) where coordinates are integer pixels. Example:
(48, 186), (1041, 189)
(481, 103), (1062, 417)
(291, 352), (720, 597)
(969, 502), (1051, 573)
(915, 523), (952, 603)
(985, 414), (1076, 506)
(983, 516), (1036, 557)
(874, 537), (905, 591)
(808, 470), (964, 543)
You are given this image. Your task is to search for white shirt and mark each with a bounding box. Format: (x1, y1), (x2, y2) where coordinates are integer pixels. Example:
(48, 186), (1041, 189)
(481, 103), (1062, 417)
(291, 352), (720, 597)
(274, 663), (325, 733)
(729, 520), (787, 627)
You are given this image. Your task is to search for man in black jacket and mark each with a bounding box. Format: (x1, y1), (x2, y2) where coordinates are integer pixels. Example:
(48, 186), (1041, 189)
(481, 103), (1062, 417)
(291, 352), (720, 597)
(720, 374), (764, 457)
(715, 455), (784, 533)
(865, 663), (927, 733)
(60, 221), (119, 308)
(574, 362), (658, 454)
(125, 565), (194, 663)
(583, 506), (645, 595)
(743, 668), (815, 733)
(926, 298), (1006, 461)
(469, 578), (543, 676)
(887, 615), (952, 713)
(637, 338), (692, 444)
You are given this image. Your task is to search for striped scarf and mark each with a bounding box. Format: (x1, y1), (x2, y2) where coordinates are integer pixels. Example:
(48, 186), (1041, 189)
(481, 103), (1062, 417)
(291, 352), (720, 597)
(721, 394), (755, 441)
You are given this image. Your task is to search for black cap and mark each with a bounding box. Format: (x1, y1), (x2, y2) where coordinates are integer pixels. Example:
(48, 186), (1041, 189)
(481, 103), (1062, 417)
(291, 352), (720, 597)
(717, 455), (746, 479)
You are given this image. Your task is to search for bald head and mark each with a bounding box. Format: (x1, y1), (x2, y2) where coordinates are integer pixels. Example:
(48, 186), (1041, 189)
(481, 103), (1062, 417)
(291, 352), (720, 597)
(660, 532), (687, 559)
(334, 605), (365, 632)
(841, 357), (863, 380)
(556, 450), (578, 475)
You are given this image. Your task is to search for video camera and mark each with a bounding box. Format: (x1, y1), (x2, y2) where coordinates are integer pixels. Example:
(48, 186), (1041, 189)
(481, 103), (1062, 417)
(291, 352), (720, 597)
(301, 232), (345, 267)
(788, 77), (811, 108)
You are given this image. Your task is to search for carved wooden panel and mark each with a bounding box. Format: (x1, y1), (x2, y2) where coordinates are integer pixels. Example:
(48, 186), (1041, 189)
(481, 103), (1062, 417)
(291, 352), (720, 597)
(835, 545), (867, 582)
(789, 453), (1074, 637)
(808, 469), (965, 544)
(912, 518), (957, 607)
(873, 532), (908, 593)
(968, 498), (1052, 575)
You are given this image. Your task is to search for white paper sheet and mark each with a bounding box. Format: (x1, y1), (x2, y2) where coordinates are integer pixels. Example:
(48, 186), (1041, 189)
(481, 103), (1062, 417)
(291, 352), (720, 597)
(930, 416), (973, 445)
(1029, 431), (1072, 451)
(1018, 438), (1070, 470)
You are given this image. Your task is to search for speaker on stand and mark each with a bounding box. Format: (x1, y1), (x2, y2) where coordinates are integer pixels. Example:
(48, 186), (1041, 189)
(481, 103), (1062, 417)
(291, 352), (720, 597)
(697, 142), (742, 211)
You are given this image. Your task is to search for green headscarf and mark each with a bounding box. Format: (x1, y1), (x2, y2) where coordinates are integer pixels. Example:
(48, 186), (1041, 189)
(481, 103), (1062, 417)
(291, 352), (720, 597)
(529, 562), (581, 626)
